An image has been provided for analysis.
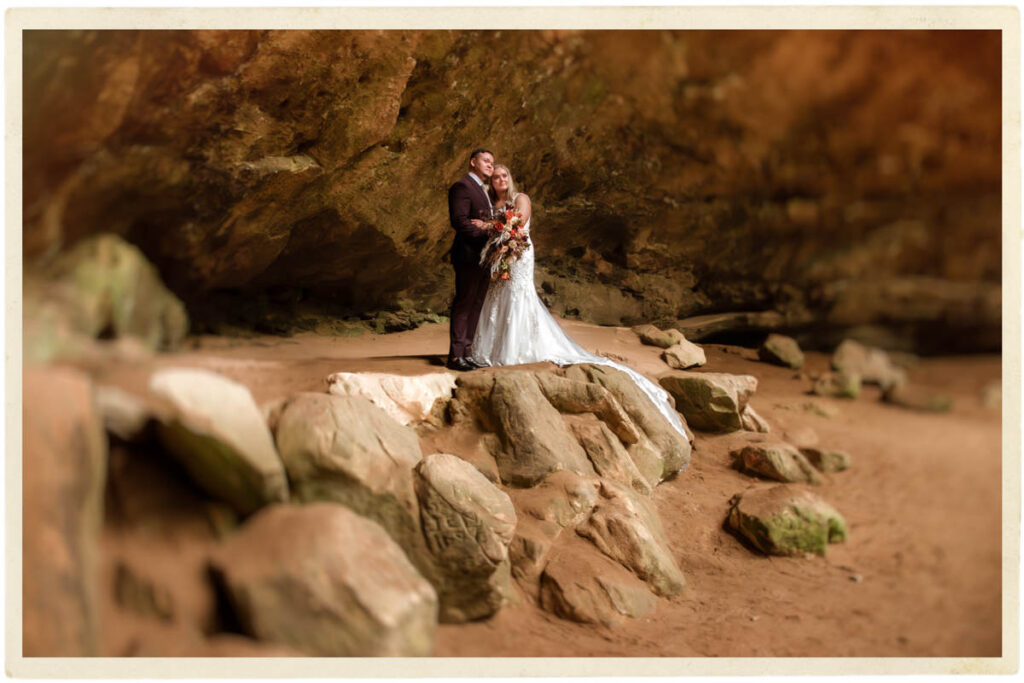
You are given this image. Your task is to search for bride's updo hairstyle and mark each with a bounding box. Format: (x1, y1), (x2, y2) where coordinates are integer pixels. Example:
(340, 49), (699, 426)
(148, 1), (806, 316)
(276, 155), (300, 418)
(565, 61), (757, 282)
(488, 164), (518, 207)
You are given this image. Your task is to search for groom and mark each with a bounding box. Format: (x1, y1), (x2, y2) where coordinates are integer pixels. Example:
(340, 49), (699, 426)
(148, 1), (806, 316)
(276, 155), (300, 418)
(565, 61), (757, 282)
(446, 147), (495, 371)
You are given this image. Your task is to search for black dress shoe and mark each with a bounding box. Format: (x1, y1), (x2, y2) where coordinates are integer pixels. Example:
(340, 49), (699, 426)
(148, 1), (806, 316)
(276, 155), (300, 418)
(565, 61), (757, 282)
(446, 357), (474, 372)
(464, 357), (489, 369)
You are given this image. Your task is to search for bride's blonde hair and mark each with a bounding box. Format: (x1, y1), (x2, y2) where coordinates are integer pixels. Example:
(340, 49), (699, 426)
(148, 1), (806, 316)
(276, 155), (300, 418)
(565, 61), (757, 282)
(488, 164), (518, 207)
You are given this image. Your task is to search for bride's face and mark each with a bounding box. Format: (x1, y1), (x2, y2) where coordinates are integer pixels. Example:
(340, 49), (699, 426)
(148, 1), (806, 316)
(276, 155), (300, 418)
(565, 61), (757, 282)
(492, 168), (510, 194)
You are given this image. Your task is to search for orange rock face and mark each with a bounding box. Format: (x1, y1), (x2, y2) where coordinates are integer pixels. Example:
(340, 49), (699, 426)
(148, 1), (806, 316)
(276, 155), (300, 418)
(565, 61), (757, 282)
(23, 30), (1001, 349)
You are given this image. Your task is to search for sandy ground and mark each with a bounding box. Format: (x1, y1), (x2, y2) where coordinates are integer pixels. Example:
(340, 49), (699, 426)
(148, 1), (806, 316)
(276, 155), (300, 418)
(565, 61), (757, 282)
(88, 319), (1003, 658)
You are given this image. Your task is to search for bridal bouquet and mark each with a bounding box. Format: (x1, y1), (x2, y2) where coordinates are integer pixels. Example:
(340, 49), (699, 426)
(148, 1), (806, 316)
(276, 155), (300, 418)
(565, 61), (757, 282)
(479, 208), (529, 281)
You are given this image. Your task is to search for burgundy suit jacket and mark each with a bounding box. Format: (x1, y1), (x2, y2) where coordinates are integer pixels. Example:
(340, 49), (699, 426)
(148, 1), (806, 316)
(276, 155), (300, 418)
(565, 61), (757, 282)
(448, 174), (492, 268)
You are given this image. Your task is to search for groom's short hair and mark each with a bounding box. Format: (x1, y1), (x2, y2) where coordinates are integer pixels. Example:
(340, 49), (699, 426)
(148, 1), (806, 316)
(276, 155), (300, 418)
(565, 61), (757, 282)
(470, 147), (493, 162)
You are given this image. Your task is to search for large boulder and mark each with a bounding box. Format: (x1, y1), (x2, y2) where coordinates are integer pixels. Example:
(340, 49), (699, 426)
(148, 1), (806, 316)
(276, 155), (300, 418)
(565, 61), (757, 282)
(831, 339), (907, 390)
(576, 482), (686, 597)
(659, 371), (758, 433)
(539, 539), (657, 626)
(26, 234), (188, 357)
(273, 392), (424, 553)
(731, 442), (823, 485)
(758, 334), (804, 369)
(149, 368), (288, 515)
(727, 486), (847, 556)
(23, 367), (107, 656)
(560, 364), (691, 482)
(212, 503), (437, 656)
(413, 453), (517, 622)
(325, 371), (456, 426)
(454, 372), (595, 487)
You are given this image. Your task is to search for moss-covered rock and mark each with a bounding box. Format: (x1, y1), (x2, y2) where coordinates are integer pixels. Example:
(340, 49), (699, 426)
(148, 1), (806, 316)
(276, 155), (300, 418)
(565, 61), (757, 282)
(727, 486), (847, 556)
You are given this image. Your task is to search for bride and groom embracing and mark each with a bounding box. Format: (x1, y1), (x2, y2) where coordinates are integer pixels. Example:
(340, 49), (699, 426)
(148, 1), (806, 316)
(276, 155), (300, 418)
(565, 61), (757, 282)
(444, 147), (688, 437)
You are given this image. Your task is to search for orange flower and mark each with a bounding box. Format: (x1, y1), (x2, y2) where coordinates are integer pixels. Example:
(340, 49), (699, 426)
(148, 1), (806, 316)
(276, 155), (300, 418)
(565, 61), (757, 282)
(500, 272), (511, 280)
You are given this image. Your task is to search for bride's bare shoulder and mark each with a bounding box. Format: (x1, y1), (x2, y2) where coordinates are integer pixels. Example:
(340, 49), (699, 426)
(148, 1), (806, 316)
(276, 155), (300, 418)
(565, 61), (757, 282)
(514, 192), (531, 205)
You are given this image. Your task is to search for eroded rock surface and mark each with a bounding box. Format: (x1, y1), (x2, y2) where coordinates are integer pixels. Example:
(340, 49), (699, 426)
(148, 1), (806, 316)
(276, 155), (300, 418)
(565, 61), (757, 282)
(414, 453), (517, 622)
(23, 31), (1000, 351)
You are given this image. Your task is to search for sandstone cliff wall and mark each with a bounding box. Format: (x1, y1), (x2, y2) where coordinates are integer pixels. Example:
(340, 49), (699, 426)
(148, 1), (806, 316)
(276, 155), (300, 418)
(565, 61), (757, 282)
(24, 30), (1001, 350)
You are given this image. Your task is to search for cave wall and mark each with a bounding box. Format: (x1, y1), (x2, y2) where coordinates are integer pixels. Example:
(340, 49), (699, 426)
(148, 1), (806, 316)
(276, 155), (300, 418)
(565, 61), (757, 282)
(23, 29), (1002, 349)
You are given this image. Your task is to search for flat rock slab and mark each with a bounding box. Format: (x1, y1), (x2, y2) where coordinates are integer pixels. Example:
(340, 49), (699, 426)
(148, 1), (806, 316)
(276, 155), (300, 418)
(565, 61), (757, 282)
(671, 311), (788, 341)
(213, 503), (437, 656)
(659, 371), (758, 433)
(731, 442), (823, 484)
(149, 368), (288, 515)
(727, 486), (847, 556)
(758, 334), (804, 369)
(414, 453), (517, 622)
(23, 367), (107, 656)
(325, 371), (456, 426)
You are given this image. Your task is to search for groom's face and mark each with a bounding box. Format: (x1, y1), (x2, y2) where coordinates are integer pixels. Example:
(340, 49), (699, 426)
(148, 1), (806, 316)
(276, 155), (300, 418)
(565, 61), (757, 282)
(471, 152), (495, 180)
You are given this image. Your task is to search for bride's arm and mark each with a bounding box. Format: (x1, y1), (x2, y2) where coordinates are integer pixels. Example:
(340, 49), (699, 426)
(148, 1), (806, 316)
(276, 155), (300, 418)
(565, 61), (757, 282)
(515, 193), (532, 223)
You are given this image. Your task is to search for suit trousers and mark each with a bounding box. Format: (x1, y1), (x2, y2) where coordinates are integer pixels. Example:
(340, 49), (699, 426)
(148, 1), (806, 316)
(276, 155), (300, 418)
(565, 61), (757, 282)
(449, 260), (490, 361)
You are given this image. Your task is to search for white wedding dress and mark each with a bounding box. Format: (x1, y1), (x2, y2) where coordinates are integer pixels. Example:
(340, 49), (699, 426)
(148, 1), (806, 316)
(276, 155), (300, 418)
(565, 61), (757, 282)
(469, 214), (688, 438)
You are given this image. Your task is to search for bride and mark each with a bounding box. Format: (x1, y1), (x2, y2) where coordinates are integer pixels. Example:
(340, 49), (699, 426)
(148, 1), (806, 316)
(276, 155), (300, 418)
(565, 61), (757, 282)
(469, 164), (689, 438)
